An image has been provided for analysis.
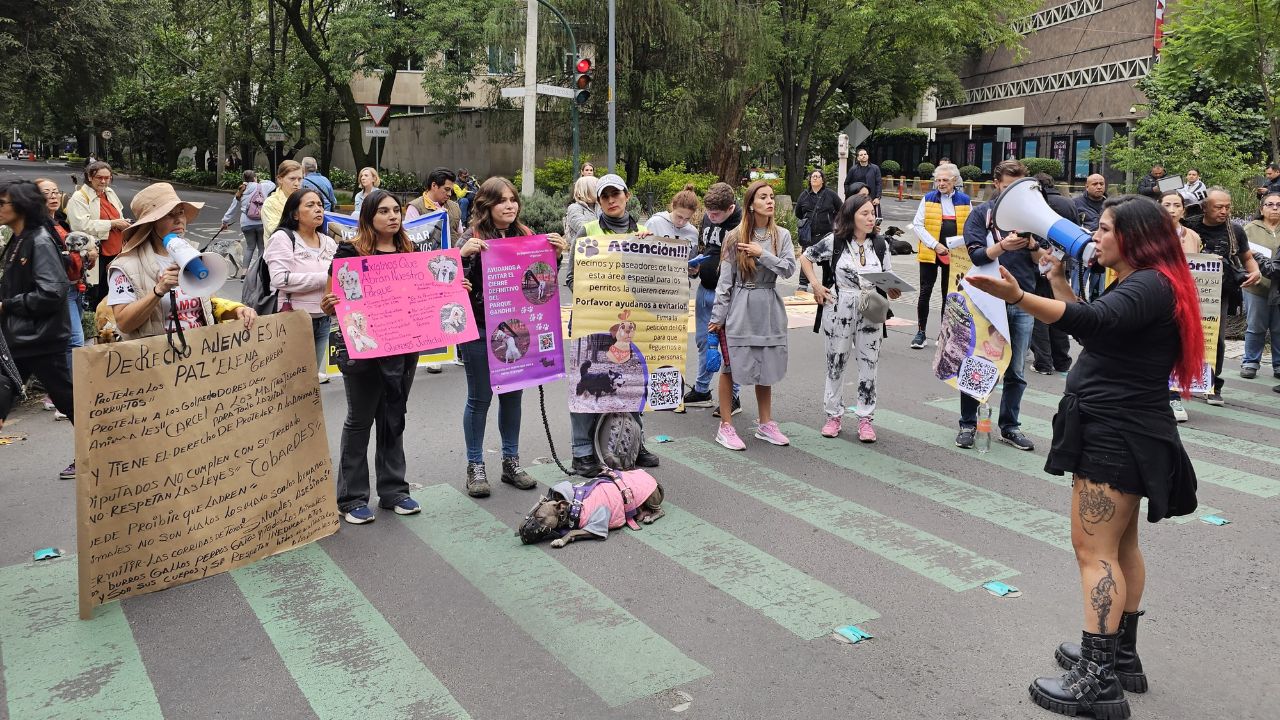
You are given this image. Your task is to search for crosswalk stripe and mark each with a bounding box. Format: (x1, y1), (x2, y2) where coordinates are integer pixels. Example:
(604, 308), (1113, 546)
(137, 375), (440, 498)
(1220, 386), (1280, 412)
(1018, 383), (1280, 432)
(231, 543), (471, 720)
(1226, 372), (1280, 391)
(0, 558), (162, 720)
(875, 409), (1223, 525)
(526, 464), (880, 639)
(406, 484), (709, 708)
(652, 438), (1018, 592)
(782, 422), (1072, 551)
(1019, 387), (1280, 474)
(1005, 392), (1280, 498)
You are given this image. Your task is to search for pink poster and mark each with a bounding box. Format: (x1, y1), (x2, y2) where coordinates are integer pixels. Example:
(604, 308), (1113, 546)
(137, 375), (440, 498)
(481, 235), (566, 392)
(332, 249), (478, 359)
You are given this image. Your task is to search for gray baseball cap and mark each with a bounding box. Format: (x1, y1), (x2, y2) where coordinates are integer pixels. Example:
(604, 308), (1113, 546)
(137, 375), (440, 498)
(595, 173), (627, 197)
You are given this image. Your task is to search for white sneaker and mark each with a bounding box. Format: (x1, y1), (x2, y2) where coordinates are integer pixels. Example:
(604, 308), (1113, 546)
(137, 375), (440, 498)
(1169, 398), (1188, 423)
(318, 372), (330, 384)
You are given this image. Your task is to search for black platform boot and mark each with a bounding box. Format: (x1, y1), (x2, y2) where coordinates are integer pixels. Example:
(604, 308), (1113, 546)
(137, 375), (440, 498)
(1030, 631), (1131, 719)
(1055, 610), (1147, 693)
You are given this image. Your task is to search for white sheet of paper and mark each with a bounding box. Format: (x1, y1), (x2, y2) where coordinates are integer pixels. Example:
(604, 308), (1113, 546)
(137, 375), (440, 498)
(859, 271), (916, 293)
(960, 260), (1011, 344)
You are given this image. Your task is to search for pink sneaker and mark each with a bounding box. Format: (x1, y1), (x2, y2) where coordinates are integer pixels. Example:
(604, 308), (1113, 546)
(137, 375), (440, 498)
(754, 420), (790, 446)
(821, 416), (842, 437)
(857, 417), (877, 443)
(716, 422), (746, 451)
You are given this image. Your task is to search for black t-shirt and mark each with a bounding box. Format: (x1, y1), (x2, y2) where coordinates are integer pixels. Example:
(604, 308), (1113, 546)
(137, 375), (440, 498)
(1188, 218), (1250, 265)
(1058, 269), (1180, 410)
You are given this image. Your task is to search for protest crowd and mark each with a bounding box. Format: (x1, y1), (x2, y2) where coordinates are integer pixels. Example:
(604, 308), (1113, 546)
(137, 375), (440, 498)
(2, 145), (1267, 720)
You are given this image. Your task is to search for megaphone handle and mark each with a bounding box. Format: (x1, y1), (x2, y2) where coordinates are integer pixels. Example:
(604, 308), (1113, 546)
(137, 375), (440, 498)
(164, 289), (189, 355)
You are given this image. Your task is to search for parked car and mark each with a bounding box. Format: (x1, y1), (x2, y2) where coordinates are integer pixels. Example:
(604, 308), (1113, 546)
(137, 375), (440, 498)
(16, 149), (30, 160)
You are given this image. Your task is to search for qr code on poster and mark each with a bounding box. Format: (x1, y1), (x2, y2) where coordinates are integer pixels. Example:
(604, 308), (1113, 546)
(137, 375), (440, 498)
(647, 368), (683, 410)
(957, 355), (1001, 400)
(538, 332), (555, 352)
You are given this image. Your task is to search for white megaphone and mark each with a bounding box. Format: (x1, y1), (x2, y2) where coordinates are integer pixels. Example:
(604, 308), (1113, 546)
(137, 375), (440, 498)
(162, 233), (230, 296)
(991, 177), (1096, 265)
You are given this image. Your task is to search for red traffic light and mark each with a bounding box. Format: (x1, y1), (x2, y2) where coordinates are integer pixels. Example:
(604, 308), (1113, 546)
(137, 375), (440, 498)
(576, 58), (592, 74)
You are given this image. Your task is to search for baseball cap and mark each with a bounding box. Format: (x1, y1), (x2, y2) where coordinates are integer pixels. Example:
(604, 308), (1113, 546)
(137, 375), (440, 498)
(596, 173), (627, 198)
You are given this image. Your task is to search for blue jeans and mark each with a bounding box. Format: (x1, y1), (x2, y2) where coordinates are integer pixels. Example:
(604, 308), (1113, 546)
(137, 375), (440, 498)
(459, 338), (522, 464)
(66, 288), (84, 368)
(1242, 291), (1280, 371)
(694, 285), (739, 396)
(312, 315), (331, 372)
(459, 196), (472, 227)
(960, 304), (1034, 433)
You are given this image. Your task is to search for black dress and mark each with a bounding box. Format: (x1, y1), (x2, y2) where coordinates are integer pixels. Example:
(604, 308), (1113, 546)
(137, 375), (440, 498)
(1044, 268), (1198, 522)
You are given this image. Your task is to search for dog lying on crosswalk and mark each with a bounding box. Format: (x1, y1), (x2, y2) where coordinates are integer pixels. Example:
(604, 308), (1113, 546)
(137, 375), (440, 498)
(517, 469), (665, 548)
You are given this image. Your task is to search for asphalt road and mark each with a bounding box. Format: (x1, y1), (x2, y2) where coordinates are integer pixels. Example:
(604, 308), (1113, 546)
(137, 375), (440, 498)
(0, 157), (1276, 719)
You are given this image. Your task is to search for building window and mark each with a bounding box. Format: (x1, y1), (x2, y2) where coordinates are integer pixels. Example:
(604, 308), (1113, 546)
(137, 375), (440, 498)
(404, 55), (425, 72)
(981, 142), (993, 173)
(488, 45), (518, 75)
(1024, 139), (1039, 158)
(1074, 138), (1092, 178)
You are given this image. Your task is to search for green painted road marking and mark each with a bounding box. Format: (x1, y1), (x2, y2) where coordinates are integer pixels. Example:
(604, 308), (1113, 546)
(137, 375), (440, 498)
(231, 543), (471, 720)
(0, 558), (161, 720)
(1018, 388), (1280, 473)
(527, 464), (879, 639)
(1011, 391), (1280, 498)
(881, 408), (1223, 525)
(1221, 385), (1280, 411)
(1229, 371), (1280, 391)
(407, 484), (709, 708)
(653, 438), (1018, 592)
(782, 423), (1072, 551)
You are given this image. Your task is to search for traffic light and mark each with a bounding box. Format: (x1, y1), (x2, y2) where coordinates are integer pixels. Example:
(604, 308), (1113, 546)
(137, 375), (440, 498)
(574, 57), (592, 104)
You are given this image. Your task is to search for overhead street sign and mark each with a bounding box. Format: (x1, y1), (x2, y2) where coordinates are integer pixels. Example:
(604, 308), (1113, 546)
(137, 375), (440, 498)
(364, 127), (390, 137)
(500, 85), (576, 100)
(365, 104), (391, 126)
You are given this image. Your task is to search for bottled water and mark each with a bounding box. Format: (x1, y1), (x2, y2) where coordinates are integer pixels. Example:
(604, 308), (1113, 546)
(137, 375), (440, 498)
(976, 403), (992, 454)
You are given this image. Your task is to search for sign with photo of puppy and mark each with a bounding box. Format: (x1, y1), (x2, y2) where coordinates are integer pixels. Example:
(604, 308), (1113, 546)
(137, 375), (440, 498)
(331, 249), (478, 359)
(482, 234), (566, 393)
(568, 234), (689, 412)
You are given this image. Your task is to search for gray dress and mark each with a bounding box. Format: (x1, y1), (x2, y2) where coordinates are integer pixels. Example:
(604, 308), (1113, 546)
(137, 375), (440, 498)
(710, 227), (797, 385)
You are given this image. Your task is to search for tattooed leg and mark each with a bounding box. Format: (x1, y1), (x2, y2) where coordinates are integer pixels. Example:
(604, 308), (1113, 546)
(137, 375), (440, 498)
(1071, 475), (1140, 634)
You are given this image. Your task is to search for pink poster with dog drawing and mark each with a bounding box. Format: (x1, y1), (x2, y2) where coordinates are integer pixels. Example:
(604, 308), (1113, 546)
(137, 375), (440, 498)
(332, 249), (478, 359)
(481, 235), (566, 393)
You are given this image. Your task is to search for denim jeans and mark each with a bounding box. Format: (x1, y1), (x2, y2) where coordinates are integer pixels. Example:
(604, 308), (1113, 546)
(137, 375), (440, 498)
(311, 315), (331, 373)
(241, 226), (264, 269)
(1242, 291), (1280, 371)
(694, 285), (739, 396)
(960, 304), (1034, 433)
(336, 358), (415, 512)
(459, 338), (522, 464)
(66, 288), (84, 368)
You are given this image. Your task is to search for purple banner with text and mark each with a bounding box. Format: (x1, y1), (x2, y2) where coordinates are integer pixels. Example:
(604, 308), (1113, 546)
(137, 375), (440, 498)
(332, 249), (478, 359)
(482, 235), (566, 392)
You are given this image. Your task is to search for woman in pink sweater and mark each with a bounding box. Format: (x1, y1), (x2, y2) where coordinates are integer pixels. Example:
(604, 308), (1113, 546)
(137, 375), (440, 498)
(264, 189), (339, 382)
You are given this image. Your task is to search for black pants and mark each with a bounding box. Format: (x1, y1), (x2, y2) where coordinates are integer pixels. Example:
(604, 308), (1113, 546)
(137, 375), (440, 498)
(1212, 332), (1226, 393)
(336, 360), (416, 512)
(89, 254), (118, 308)
(917, 258), (950, 332)
(1030, 276), (1072, 371)
(0, 352), (75, 423)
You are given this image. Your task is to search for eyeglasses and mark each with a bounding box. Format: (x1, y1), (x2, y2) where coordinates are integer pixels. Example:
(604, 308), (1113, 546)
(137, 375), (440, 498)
(1264, 203), (1280, 209)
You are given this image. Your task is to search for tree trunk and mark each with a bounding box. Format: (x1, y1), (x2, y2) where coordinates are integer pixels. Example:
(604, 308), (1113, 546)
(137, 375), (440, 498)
(707, 86), (761, 183)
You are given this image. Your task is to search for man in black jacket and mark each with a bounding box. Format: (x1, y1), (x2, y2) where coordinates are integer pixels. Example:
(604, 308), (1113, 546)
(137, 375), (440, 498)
(1030, 174), (1074, 374)
(845, 148), (882, 219)
(1072, 174), (1108, 301)
(1256, 163), (1280, 198)
(1136, 164), (1166, 200)
(683, 182), (741, 415)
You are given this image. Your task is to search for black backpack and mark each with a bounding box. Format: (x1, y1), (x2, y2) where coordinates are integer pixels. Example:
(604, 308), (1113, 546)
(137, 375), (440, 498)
(812, 232), (890, 333)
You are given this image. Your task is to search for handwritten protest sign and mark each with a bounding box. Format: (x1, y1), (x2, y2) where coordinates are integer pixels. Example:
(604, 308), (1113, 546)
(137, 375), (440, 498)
(323, 210), (450, 251)
(73, 312), (336, 619)
(933, 235), (1013, 402)
(569, 234), (688, 412)
(482, 235), (566, 392)
(332, 250), (478, 359)
(1173, 253), (1221, 393)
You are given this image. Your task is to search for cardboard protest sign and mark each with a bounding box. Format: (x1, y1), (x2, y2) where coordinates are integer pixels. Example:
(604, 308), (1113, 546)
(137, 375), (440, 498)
(482, 235), (566, 393)
(1172, 252), (1221, 393)
(568, 234), (688, 412)
(74, 312), (336, 619)
(332, 249), (478, 359)
(933, 235), (1013, 402)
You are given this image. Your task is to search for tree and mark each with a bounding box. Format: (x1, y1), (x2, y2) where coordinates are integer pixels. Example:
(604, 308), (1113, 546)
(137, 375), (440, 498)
(1159, 0), (1280, 161)
(771, 0), (1032, 197)
(1140, 67), (1269, 161)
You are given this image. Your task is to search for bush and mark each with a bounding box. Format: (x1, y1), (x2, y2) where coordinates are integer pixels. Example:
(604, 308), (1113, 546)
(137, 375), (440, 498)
(519, 191), (571, 234)
(632, 162), (721, 209)
(378, 169), (420, 193)
(513, 157), (576, 196)
(1021, 157), (1063, 179)
(880, 159), (901, 176)
(66, 154), (84, 165)
(329, 167), (356, 191)
(218, 175), (242, 190)
(134, 161), (169, 179)
(958, 164), (983, 181)
(916, 162), (936, 178)
(868, 127), (929, 143)
(170, 167), (217, 186)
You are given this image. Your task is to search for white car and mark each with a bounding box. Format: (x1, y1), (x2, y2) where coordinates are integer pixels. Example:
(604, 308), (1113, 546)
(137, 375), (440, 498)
(16, 149), (29, 160)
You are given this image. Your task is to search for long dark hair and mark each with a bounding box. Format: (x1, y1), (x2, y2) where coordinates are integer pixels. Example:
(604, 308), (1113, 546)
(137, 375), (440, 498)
(353, 189), (413, 255)
(469, 177), (531, 240)
(1103, 195), (1203, 391)
(0, 180), (53, 236)
(278, 189), (324, 233)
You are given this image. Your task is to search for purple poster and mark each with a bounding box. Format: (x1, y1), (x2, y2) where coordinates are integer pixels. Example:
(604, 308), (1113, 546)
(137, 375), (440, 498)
(481, 235), (566, 392)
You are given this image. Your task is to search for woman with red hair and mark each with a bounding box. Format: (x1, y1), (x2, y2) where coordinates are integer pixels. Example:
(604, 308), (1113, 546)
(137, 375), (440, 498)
(968, 195), (1202, 720)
